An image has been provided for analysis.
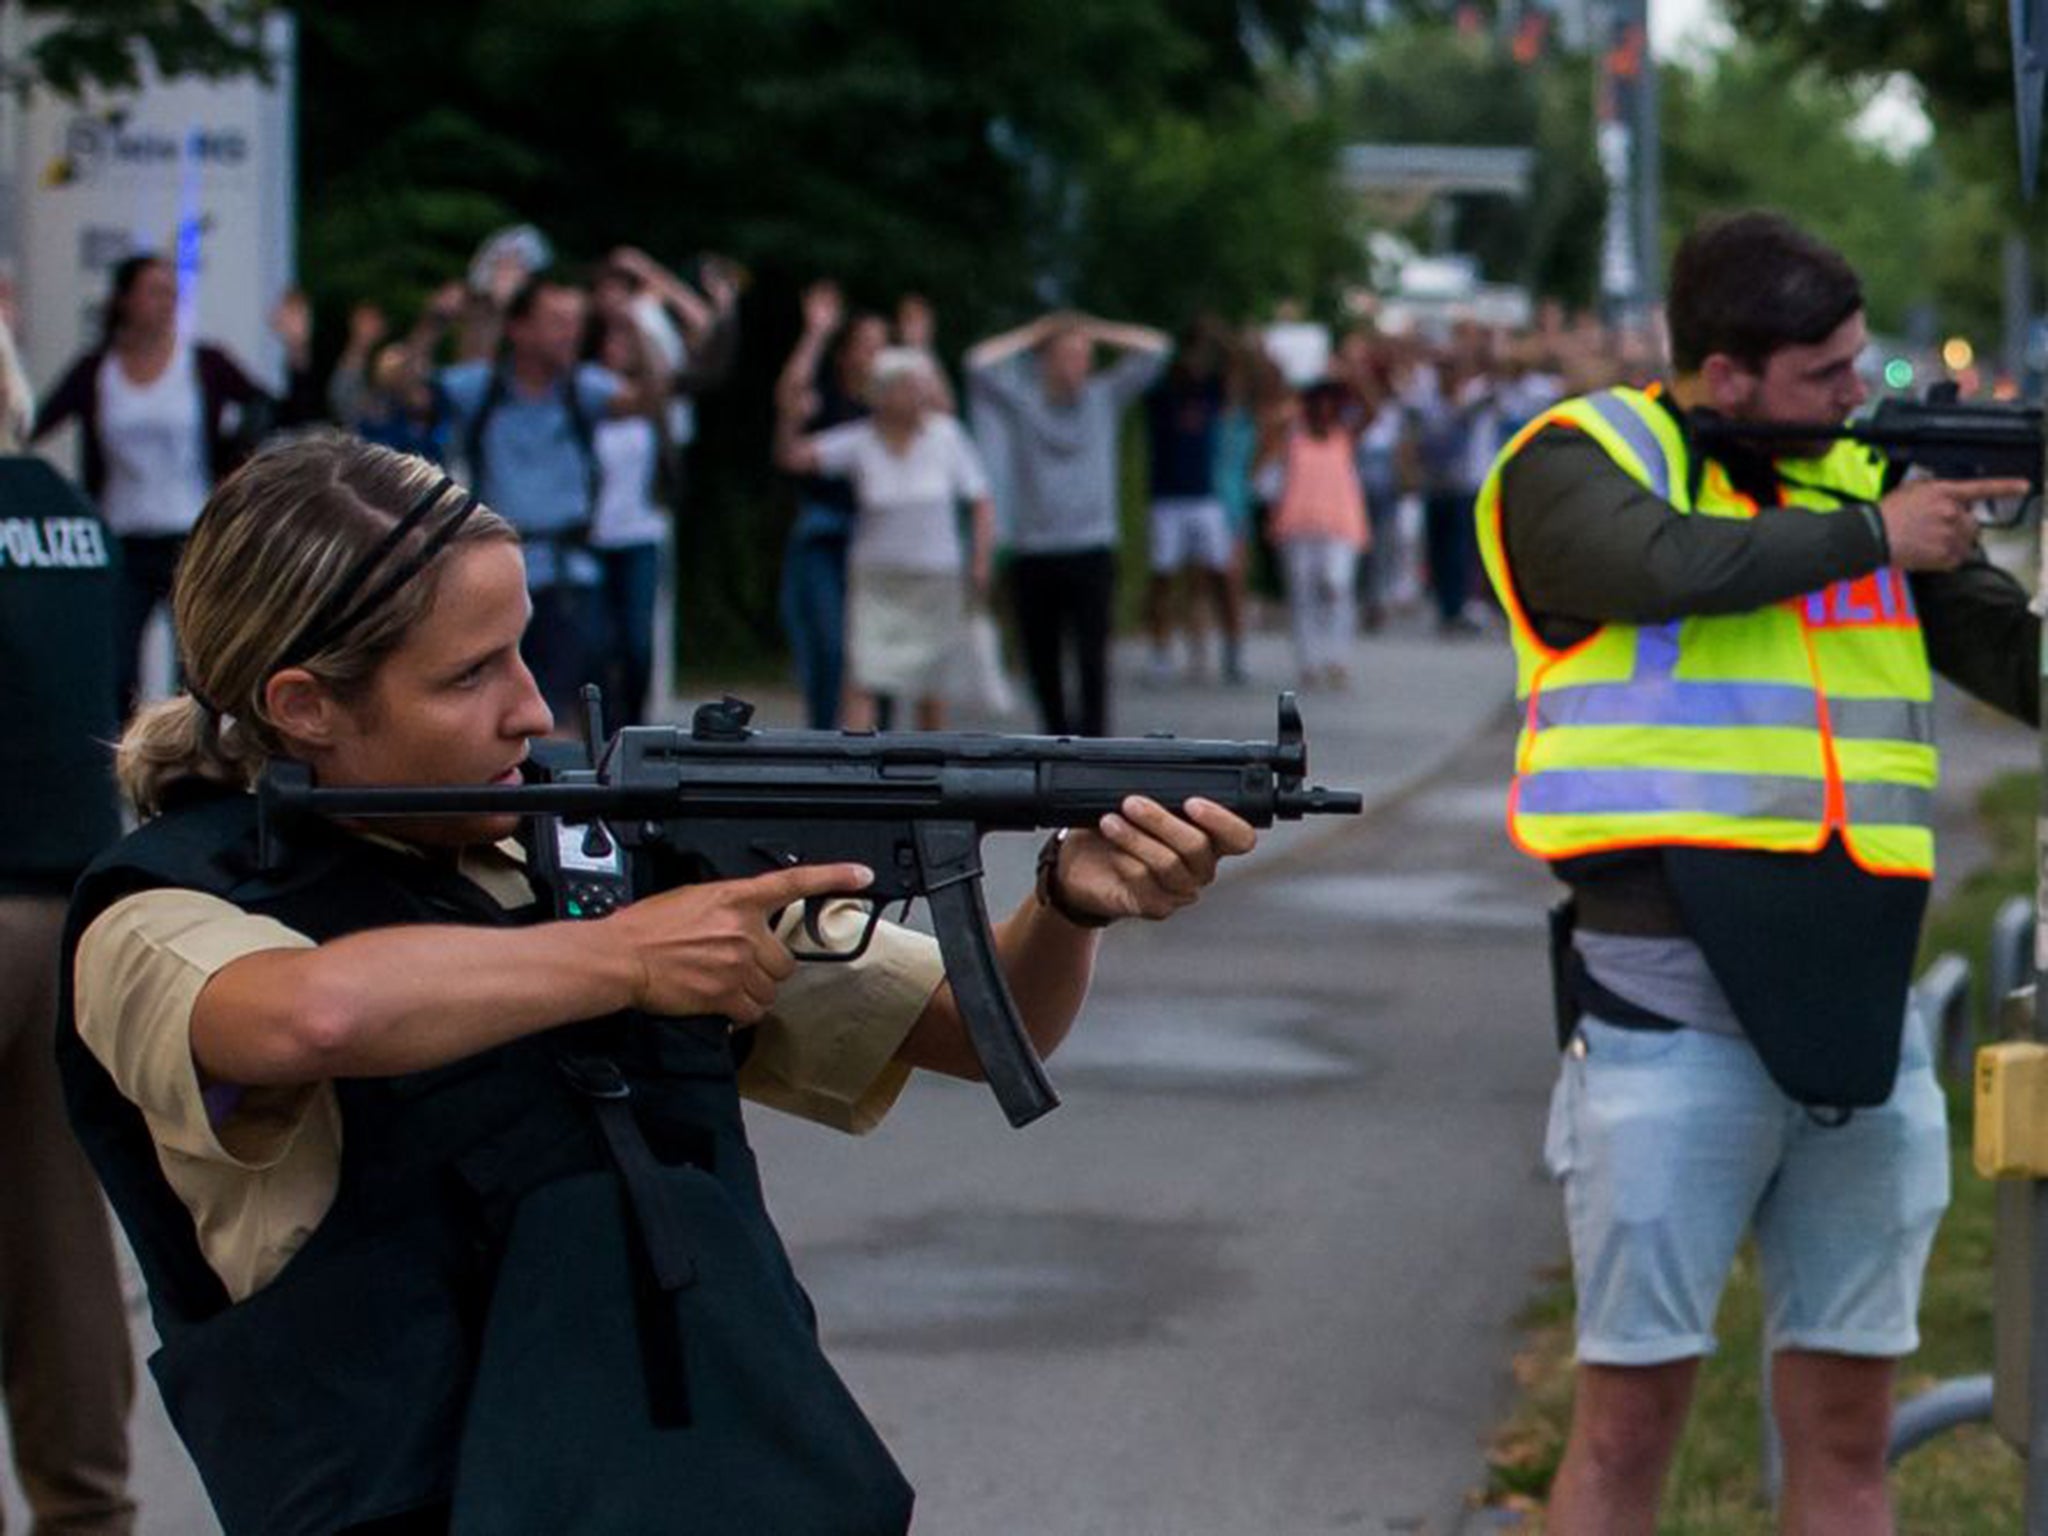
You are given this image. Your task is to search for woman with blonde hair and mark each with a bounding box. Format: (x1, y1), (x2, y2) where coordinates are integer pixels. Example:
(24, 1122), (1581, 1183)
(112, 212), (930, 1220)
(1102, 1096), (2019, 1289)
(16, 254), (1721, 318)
(57, 430), (1256, 1534)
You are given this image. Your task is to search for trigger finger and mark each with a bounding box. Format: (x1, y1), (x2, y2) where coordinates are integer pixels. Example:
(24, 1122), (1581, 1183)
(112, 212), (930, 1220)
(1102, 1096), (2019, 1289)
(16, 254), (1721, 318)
(756, 929), (798, 981)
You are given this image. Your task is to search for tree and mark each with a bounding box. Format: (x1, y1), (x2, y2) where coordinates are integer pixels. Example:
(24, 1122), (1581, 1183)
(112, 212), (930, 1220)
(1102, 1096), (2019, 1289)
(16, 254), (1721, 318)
(1333, 22), (1607, 307)
(1678, 2), (2021, 344)
(288, 0), (1364, 664)
(1659, 43), (1959, 337)
(16, 1), (273, 97)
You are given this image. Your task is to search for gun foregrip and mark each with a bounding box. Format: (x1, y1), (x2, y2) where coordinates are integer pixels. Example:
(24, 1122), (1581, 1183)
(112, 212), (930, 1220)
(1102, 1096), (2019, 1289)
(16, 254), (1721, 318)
(914, 821), (1060, 1128)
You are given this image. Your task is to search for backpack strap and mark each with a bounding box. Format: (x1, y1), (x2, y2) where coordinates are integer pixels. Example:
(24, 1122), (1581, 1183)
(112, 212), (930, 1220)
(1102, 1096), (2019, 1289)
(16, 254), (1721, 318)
(464, 363), (512, 503)
(465, 364), (603, 535)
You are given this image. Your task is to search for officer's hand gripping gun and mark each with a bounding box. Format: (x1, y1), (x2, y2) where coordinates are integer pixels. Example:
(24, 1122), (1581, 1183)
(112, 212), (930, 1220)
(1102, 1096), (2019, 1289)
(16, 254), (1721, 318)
(256, 693), (1362, 1128)
(1694, 385), (2045, 525)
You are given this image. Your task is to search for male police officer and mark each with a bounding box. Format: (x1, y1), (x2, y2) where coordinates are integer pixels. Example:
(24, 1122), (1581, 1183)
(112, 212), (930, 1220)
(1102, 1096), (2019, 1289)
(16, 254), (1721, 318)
(0, 336), (135, 1531)
(1478, 211), (2035, 1533)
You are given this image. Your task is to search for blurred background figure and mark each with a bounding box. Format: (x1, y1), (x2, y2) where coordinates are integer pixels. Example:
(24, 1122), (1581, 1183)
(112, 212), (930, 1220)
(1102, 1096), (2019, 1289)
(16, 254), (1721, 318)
(775, 280), (887, 729)
(1143, 319), (1244, 686)
(1260, 377), (1369, 690)
(1402, 335), (1494, 638)
(327, 292), (456, 462)
(587, 246), (740, 726)
(34, 253), (320, 716)
(967, 310), (1169, 737)
(778, 346), (993, 732)
(0, 309), (136, 1536)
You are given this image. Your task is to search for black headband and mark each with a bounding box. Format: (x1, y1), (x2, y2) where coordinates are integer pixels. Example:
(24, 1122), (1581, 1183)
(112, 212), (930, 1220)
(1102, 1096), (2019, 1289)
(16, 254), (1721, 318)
(274, 475), (479, 672)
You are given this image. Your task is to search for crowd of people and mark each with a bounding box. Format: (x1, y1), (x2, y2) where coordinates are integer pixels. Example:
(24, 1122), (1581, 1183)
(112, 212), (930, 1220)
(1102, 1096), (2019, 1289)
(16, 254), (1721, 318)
(21, 232), (1667, 749)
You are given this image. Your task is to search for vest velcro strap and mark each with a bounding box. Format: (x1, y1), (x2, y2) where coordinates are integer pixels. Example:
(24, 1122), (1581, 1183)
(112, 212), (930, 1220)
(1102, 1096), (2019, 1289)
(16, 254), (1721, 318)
(562, 1053), (698, 1429)
(1828, 697), (1933, 742)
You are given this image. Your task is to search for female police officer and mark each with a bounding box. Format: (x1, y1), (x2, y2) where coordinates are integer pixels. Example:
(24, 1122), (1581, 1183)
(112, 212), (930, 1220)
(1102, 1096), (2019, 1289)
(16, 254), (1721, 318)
(57, 432), (1255, 1536)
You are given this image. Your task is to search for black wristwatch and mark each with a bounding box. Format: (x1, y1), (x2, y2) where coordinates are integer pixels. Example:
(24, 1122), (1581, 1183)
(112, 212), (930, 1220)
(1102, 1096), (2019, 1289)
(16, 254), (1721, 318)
(1035, 828), (1115, 929)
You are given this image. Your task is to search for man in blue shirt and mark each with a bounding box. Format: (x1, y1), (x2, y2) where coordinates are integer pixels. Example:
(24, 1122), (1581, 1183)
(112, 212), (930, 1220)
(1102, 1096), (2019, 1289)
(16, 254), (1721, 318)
(437, 275), (641, 731)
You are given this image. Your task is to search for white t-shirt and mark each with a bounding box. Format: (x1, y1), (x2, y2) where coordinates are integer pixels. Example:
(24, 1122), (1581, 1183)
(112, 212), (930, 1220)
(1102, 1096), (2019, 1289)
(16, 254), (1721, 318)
(810, 414), (990, 574)
(590, 415), (668, 550)
(96, 341), (210, 537)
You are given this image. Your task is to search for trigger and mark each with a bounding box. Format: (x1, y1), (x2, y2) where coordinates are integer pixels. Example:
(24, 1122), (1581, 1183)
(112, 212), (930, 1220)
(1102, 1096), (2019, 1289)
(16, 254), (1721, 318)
(802, 895), (831, 949)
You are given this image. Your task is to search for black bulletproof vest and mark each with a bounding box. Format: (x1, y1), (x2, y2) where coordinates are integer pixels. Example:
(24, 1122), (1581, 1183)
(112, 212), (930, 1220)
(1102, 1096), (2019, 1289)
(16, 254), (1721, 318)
(58, 791), (913, 1536)
(0, 456), (120, 889)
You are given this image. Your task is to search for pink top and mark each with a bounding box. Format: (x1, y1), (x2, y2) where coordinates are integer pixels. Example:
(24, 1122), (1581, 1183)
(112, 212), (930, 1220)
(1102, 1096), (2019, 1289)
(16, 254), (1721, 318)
(1270, 431), (1369, 549)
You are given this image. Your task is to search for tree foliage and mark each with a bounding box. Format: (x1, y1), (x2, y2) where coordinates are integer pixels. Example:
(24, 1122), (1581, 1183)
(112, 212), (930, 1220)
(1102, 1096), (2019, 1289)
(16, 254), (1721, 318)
(19, 1), (272, 97)
(1706, 0), (2031, 343)
(1333, 24), (1606, 307)
(285, 0), (1360, 662)
(1660, 44), (1956, 337)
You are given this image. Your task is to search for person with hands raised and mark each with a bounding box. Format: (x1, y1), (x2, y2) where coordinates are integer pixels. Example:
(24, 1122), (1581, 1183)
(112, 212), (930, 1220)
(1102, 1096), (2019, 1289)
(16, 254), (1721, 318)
(776, 345), (995, 732)
(57, 432), (1254, 1536)
(35, 253), (323, 714)
(966, 308), (1171, 736)
(774, 279), (889, 728)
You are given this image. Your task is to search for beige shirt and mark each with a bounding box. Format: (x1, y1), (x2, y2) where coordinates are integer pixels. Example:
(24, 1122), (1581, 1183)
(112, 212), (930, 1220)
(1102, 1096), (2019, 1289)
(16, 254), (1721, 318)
(74, 840), (945, 1301)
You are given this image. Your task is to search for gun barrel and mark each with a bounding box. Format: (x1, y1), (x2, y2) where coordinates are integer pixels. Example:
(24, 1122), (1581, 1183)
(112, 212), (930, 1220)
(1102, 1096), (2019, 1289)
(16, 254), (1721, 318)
(264, 706), (1362, 832)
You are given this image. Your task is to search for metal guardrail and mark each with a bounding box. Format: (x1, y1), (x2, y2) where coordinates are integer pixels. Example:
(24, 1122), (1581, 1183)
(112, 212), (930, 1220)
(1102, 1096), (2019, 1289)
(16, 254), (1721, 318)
(1920, 951), (1975, 1087)
(1993, 896), (2035, 1026)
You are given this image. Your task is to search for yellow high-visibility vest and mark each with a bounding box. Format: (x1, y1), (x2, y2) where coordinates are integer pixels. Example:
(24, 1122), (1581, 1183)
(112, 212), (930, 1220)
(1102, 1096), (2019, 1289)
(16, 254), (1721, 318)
(1474, 384), (1935, 879)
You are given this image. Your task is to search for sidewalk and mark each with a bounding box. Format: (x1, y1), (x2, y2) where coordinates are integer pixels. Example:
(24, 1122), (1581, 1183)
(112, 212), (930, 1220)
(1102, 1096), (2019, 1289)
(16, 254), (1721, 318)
(2, 613), (1515, 1535)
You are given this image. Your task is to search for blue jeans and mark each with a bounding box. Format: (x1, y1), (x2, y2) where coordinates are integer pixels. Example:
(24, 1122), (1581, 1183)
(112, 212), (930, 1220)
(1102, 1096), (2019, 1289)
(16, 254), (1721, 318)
(595, 543), (660, 727)
(523, 583), (604, 737)
(779, 502), (851, 730)
(1545, 1010), (1950, 1365)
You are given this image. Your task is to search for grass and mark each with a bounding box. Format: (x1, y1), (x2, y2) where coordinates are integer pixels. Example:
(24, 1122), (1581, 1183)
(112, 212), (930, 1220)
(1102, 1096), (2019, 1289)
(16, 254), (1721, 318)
(1480, 771), (2038, 1532)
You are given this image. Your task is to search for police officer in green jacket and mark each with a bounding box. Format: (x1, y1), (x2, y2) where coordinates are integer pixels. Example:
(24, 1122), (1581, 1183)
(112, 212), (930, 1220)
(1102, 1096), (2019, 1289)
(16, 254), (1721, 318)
(1478, 211), (2035, 1533)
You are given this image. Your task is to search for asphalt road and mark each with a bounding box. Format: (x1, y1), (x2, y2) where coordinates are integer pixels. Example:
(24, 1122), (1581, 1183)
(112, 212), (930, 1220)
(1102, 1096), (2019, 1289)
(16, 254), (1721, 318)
(751, 708), (1566, 1536)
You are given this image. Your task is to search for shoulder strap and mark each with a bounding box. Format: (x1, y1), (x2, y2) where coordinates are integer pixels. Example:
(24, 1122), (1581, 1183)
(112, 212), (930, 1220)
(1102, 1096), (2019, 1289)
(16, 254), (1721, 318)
(560, 369), (600, 516)
(464, 364), (512, 499)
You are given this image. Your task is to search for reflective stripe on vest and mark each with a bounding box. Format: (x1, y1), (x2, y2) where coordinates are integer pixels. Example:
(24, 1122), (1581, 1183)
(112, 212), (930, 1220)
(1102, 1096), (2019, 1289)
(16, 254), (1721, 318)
(1533, 681), (1930, 741)
(1517, 768), (1931, 826)
(1581, 390), (1672, 502)
(1476, 385), (1936, 878)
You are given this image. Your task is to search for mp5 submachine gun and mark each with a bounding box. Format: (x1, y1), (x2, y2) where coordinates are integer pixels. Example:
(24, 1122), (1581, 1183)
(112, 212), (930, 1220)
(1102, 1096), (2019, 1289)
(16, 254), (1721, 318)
(257, 693), (1362, 1128)
(1693, 384), (2044, 522)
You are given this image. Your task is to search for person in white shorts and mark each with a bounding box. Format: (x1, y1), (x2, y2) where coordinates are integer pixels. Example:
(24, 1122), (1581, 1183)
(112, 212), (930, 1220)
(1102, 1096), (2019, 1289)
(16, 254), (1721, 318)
(1142, 333), (1244, 685)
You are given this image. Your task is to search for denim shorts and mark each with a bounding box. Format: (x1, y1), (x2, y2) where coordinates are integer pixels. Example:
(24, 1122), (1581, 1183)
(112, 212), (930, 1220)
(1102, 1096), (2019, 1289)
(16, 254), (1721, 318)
(1544, 1009), (1951, 1365)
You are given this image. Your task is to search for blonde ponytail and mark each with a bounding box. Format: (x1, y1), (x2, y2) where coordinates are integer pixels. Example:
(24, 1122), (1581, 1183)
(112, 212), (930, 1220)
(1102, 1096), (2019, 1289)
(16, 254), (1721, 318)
(116, 695), (269, 819)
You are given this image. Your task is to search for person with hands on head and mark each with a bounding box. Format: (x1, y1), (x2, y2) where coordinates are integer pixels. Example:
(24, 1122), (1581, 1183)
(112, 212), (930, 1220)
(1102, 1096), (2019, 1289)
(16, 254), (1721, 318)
(776, 346), (995, 732)
(422, 270), (676, 735)
(57, 431), (1254, 1536)
(1479, 210), (2035, 1536)
(966, 309), (1170, 737)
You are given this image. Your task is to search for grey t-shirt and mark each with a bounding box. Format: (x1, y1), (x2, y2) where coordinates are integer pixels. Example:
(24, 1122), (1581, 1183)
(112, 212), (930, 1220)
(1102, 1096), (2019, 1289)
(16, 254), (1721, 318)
(968, 349), (1167, 554)
(1576, 929), (1744, 1037)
